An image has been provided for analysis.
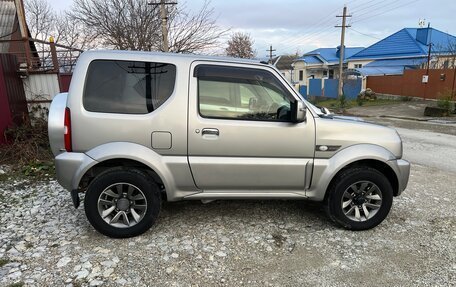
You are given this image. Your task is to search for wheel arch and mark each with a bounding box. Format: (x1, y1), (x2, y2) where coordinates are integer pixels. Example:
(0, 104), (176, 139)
(309, 144), (401, 201)
(78, 158), (166, 198)
(323, 159), (399, 203)
(74, 142), (185, 201)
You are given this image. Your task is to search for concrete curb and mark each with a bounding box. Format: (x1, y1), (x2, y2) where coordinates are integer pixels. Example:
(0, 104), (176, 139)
(379, 115), (430, 121)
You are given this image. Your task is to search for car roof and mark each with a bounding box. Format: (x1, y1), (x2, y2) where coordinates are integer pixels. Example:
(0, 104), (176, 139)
(80, 49), (265, 66)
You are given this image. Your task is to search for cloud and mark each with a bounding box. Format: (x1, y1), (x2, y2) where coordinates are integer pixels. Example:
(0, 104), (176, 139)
(44, 0), (456, 55)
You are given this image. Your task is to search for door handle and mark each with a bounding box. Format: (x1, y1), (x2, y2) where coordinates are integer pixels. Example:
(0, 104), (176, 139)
(201, 128), (219, 136)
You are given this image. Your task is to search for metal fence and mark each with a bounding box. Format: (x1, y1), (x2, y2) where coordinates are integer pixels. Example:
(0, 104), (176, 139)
(367, 69), (456, 99)
(0, 37), (83, 73)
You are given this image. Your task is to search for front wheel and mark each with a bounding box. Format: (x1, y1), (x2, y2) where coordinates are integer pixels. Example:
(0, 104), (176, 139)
(84, 168), (161, 238)
(325, 167), (393, 230)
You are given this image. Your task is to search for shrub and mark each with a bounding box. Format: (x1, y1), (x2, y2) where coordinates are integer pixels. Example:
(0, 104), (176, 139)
(437, 89), (455, 112)
(400, 96), (413, 102)
(0, 105), (53, 168)
(339, 94), (347, 109)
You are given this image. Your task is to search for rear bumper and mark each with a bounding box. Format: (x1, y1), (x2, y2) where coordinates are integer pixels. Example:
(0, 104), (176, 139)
(55, 152), (96, 192)
(389, 159), (410, 196)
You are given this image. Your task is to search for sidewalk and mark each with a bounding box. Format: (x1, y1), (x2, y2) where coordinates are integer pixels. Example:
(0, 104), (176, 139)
(346, 100), (456, 123)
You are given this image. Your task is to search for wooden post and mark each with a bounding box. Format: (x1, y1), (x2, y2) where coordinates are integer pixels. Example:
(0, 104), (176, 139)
(49, 36), (59, 73)
(14, 0), (32, 69)
(49, 36), (62, 92)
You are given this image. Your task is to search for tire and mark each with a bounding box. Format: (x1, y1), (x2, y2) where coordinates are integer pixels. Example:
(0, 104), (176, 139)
(84, 168), (161, 238)
(325, 167), (393, 230)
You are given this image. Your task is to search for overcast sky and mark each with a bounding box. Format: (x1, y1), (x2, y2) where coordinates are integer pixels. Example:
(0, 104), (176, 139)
(47, 0), (456, 56)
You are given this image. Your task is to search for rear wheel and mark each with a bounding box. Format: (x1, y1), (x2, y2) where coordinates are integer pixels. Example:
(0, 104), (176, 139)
(84, 168), (161, 238)
(325, 167), (393, 230)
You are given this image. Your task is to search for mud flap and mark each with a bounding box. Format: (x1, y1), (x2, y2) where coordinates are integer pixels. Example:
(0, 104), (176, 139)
(71, 189), (80, 208)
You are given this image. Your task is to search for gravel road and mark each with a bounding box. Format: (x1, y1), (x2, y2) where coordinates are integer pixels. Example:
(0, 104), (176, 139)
(1, 121), (455, 287)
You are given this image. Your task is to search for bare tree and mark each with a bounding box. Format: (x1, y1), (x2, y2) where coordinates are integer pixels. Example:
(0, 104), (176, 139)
(24, 0), (93, 71)
(70, 0), (226, 53)
(54, 14), (98, 72)
(418, 41), (456, 69)
(54, 14), (96, 50)
(25, 0), (56, 40)
(168, 2), (226, 53)
(225, 32), (256, 59)
(434, 41), (456, 69)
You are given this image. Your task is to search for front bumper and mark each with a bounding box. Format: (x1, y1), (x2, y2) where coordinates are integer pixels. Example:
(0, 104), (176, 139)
(55, 152), (96, 192)
(389, 159), (410, 196)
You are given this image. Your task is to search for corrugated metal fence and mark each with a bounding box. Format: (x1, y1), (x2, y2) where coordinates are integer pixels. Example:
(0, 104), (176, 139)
(367, 69), (456, 99)
(0, 53), (28, 144)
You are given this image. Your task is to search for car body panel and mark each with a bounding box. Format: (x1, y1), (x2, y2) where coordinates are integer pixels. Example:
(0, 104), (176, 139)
(187, 61), (316, 191)
(49, 50), (409, 206)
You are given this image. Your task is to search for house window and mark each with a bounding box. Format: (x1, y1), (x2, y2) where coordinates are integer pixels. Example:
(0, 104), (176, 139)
(299, 70), (303, 81)
(329, 70), (334, 79)
(354, 64), (363, 69)
(323, 71), (328, 77)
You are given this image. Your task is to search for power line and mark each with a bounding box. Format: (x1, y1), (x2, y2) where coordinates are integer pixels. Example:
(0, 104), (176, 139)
(279, 28), (339, 54)
(349, 0), (378, 11)
(348, 27), (382, 40)
(274, 0), (417, 55)
(278, 11), (341, 47)
(350, 0), (398, 15)
(284, 20), (339, 48)
(269, 0), (360, 53)
(276, 0), (374, 54)
(352, 0), (422, 24)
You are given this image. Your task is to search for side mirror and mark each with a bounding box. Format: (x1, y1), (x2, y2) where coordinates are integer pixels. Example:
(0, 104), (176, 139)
(292, 100), (306, 123)
(321, 107), (331, 114)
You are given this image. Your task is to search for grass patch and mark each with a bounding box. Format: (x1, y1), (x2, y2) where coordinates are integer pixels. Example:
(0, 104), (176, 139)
(0, 173), (9, 182)
(8, 283), (24, 287)
(0, 258), (10, 267)
(311, 97), (402, 109)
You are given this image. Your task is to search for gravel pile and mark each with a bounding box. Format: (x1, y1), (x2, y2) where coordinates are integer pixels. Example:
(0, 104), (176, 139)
(0, 163), (455, 286)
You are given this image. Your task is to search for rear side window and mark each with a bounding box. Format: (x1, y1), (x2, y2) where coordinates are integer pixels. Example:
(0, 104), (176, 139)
(83, 60), (176, 114)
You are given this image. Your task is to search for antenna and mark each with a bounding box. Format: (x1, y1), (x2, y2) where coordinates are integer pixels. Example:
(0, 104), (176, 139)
(418, 19), (426, 28)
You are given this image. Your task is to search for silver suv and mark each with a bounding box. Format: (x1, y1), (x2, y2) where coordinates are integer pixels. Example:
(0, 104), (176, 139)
(48, 50), (410, 238)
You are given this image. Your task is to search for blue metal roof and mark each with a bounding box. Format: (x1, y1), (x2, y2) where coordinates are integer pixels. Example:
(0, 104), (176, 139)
(355, 66), (406, 76)
(365, 57), (427, 67)
(301, 55), (323, 64)
(355, 57), (427, 76)
(350, 28), (456, 60)
(297, 47), (364, 64)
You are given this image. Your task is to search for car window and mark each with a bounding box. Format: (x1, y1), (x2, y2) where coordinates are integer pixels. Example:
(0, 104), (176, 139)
(83, 60), (176, 114)
(195, 65), (294, 121)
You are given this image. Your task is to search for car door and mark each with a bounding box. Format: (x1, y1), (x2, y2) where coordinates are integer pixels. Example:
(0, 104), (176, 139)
(187, 62), (315, 192)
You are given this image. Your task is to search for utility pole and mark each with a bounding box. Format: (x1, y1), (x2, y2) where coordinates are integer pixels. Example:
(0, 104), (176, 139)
(266, 45), (276, 64)
(148, 0), (177, 52)
(335, 6), (351, 98)
(424, 22), (433, 99)
(452, 65), (456, 102)
(425, 23), (433, 74)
